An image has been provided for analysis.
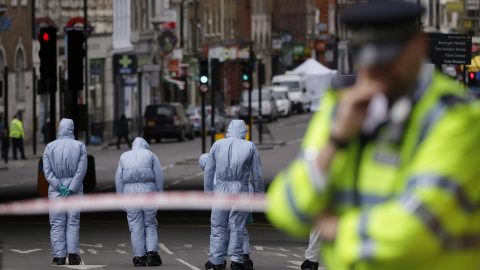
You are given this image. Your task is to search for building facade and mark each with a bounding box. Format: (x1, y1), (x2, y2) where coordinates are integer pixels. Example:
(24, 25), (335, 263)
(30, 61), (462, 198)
(0, 0), (33, 142)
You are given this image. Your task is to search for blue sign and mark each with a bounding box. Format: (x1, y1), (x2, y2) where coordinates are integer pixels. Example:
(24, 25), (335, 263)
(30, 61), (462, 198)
(0, 17), (12, 31)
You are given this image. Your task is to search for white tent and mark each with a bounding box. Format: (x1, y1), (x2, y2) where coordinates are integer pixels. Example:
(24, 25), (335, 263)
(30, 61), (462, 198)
(290, 58), (336, 111)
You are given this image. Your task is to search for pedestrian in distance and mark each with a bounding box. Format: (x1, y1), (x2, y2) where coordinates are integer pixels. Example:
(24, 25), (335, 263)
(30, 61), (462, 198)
(43, 119), (87, 265)
(117, 114), (131, 150)
(199, 153), (255, 270)
(203, 120), (264, 270)
(267, 1), (480, 270)
(0, 119), (9, 166)
(9, 112), (26, 160)
(41, 118), (51, 144)
(115, 137), (163, 267)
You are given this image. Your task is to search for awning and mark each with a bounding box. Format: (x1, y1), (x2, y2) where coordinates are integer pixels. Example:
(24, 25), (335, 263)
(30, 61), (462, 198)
(164, 77), (185, 90)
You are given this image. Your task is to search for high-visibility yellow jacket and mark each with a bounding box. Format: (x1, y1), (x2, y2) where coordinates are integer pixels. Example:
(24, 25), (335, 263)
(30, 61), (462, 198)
(267, 71), (480, 270)
(9, 118), (24, 139)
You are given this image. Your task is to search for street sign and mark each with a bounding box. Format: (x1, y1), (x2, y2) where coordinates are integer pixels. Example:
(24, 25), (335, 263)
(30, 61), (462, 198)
(158, 31), (177, 54)
(113, 54), (137, 75)
(427, 33), (472, 65)
(199, 84), (209, 93)
(467, 0), (480, 10)
(446, 1), (463, 12)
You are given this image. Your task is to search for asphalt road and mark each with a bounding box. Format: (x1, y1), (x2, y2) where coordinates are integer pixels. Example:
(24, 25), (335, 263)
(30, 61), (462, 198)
(0, 114), (316, 270)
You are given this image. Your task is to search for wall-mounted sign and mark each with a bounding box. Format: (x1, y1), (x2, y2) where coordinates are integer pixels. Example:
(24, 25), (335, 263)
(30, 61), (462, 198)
(428, 33), (472, 65)
(113, 54), (138, 75)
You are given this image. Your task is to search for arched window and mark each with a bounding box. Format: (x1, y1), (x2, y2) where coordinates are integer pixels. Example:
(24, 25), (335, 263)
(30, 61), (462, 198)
(15, 48), (26, 102)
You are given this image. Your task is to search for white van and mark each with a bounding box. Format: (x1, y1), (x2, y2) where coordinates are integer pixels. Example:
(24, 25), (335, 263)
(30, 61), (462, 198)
(270, 85), (292, 117)
(272, 73), (311, 113)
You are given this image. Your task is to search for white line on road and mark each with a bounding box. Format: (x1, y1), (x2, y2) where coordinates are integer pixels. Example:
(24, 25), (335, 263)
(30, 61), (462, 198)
(79, 249), (85, 254)
(117, 243), (130, 248)
(159, 243), (174, 255)
(87, 249), (98, 255)
(10, 249), (42, 254)
(171, 180), (182, 186)
(184, 244), (193, 248)
(58, 265), (106, 269)
(286, 138), (302, 145)
(80, 243), (103, 248)
(292, 254), (302, 258)
(162, 164), (176, 171)
(254, 246), (264, 251)
(288, 261), (303, 266)
(115, 249), (128, 255)
(286, 266), (298, 269)
(0, 183), (16, 188)
(263, 252), (288, 257)
(176, 259), (201, 270)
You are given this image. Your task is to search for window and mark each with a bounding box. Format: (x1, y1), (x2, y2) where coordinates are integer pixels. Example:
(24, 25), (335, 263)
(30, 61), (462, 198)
(14, 48), (25, 102)
(10, 0), (17, 6)
(20, 0), (26, 6)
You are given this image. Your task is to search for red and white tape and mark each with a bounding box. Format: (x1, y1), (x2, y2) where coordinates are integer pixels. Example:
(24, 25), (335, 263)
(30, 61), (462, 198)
(0, 192), (267, 215)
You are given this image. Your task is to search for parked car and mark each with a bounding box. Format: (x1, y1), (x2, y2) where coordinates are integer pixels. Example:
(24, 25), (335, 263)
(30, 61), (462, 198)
(187, 106), (226, 135)
(271, 85), (292, 117)
(144, 103), (195, 143)
(239, 89), (278, 122)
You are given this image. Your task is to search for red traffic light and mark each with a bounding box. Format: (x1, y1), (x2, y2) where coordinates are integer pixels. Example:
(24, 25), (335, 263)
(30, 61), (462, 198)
(42, 32), (50, 42)
(470, 72), (475, 80)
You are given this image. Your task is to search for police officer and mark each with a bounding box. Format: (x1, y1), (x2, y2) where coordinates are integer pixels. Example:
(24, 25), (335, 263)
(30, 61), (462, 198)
(267, 1), (480, 270)
(9, 113), (26, 160)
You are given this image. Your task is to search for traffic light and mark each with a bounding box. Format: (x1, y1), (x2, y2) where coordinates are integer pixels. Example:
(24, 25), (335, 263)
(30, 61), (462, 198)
(199, 59), (209, 92)
(468, 72), (477, 87)
(241, 61), (250, 82)
(67, 30), (85, 91)
(38, 27), (57, 94)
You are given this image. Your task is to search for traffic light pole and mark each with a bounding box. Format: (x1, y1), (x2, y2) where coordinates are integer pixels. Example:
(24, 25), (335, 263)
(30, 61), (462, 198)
(258, 62), (262, 144)
(3, 67), (8, 139)
(84, 0), (90, 145)
(49, 76), (56, 143)
(201, 91), (206, 154)
(32, 69), (37, 156)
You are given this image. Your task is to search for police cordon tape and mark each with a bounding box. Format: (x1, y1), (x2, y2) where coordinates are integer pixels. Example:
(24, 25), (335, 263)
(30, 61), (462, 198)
(0, 192), (267, 215)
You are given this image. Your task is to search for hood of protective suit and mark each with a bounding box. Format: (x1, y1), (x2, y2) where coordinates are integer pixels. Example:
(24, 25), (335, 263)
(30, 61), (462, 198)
(57, 118), (75, 139)
(199, 153), (209, 171)
(226, 120), (247, 139)
(132, 137), (150, 150)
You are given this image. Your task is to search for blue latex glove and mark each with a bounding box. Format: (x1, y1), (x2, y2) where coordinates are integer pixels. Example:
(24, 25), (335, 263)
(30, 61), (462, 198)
(247, 213), (254, 225)
(58, 185), (72, 197)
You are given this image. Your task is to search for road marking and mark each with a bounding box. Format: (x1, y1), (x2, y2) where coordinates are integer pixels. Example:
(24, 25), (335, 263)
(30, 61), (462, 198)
(115, 249), (128, 255)
(263, 252), (288, 257)
(286, 138), (302, 145)
(171, 180), (182, 186)
(159, 243), (174, 255)
(176, 259), (201, 270)
(286, 266), (298, 269)
(87, 249), (98, 255)
(254, 246), (264, 251)
(288, 261), (303, 266)
(0, 183), (18, 188)
(162, 164), (176, 171)
(184, 244), (193, 248)
(79, 249), (85, 254)
(10, 248), (42, 254)
(80, 243), (103, 248)
(117, 243), (130, 248)
(292, 254), (302, 258)
(57, 265), (106, 269)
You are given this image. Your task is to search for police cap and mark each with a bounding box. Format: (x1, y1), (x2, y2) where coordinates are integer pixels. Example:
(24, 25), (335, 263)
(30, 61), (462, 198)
(340, 1), (425, 67)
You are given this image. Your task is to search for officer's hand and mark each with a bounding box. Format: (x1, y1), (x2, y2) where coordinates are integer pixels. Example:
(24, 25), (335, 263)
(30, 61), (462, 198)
(317, 214), (338, 242)
(331, 73), (385, 142)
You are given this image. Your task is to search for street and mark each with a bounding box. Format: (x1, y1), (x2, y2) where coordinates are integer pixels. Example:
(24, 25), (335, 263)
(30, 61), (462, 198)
(0, 114), (315, 270)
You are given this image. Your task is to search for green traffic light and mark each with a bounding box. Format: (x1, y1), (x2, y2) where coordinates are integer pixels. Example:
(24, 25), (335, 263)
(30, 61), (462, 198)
(200, 75), (208, 84)
(242, 74), (249, 81)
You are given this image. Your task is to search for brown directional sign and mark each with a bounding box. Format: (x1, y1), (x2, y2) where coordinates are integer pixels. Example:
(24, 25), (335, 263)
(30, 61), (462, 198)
(428, 33), (472, 65)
